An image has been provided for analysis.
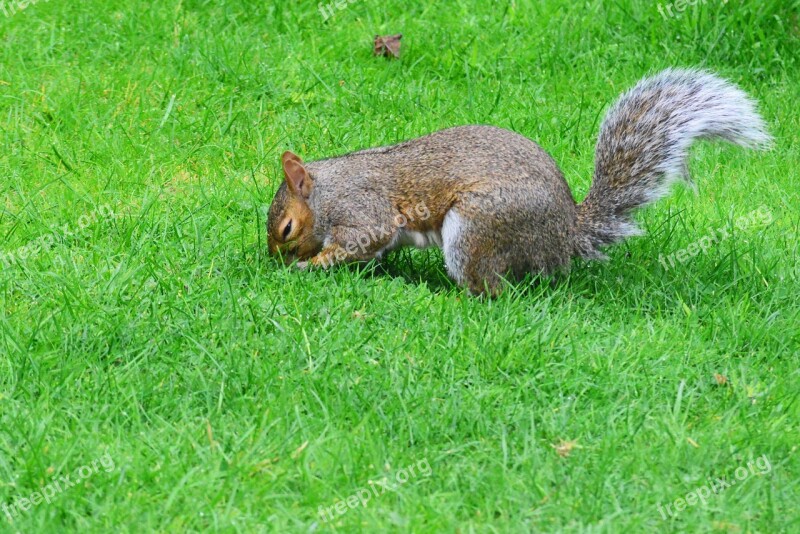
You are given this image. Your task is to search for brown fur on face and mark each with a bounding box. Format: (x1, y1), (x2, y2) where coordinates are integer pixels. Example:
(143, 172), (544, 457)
(267, 153), (322, 262)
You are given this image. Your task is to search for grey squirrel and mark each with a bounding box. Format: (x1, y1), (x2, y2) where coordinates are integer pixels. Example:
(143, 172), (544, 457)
(267, 69), (771, 295)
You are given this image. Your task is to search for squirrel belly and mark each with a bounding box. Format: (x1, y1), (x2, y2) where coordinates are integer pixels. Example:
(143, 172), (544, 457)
(383, 229), (444, 255)
(268, 69), (770, 295)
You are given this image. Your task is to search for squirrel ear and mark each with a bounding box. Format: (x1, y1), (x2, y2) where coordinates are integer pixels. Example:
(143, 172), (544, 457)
(282, 150), (303, 167)
(282, 152), (312, 198)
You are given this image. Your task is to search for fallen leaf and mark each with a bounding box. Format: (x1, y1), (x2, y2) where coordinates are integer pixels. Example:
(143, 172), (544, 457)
(711, 521), (741, 532)
(714, 373), (729, 386)
(374, 34), (402, 58)
(551, 439), (580, 458)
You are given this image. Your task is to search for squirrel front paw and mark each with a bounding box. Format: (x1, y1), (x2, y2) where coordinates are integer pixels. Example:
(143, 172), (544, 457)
(295, 261), (311, 270)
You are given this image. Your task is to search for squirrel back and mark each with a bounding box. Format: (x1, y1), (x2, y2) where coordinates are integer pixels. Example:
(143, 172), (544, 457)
(267, 69), (770, 294)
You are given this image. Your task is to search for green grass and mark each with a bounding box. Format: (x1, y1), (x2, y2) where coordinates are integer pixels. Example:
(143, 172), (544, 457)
(1, 0), (799, 532)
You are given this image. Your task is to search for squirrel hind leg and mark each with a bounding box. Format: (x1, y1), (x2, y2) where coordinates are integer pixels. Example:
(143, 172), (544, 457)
(441, 209), (521, 296)
(442, 201), (574, 296)
(441, 210), (477, 291)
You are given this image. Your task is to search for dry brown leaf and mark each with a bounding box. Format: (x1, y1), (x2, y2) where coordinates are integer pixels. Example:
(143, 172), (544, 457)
(551, 439), (580, 458)
(714, 373), (729, 386)
(374, 34), (402, 58)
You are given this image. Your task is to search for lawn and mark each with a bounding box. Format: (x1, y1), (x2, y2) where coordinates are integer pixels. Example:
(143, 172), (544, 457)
(1, 0), (799, 532)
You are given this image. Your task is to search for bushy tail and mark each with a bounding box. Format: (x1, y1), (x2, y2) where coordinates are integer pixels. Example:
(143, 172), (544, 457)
(574, 69), (771, 260)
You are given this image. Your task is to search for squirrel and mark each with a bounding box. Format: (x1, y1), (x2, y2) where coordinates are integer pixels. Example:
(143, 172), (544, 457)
(267, 69), (771, 295)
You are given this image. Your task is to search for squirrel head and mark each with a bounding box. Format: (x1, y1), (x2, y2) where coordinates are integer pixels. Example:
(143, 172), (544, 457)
(267, 151), (322, 262)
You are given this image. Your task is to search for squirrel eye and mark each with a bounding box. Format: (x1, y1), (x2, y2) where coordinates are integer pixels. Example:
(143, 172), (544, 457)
(282, 220), (293, 240)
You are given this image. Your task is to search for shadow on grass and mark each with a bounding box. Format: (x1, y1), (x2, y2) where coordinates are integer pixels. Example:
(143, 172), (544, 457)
(245, 225), (781, 314)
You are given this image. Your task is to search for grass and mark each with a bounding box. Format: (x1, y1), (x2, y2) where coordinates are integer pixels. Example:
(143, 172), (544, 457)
(1, 0), (799, 531)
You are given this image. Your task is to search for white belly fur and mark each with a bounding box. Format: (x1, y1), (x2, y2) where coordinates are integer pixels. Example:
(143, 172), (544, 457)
(396, 229), (443, 249)
(377, 227), (443, 257)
